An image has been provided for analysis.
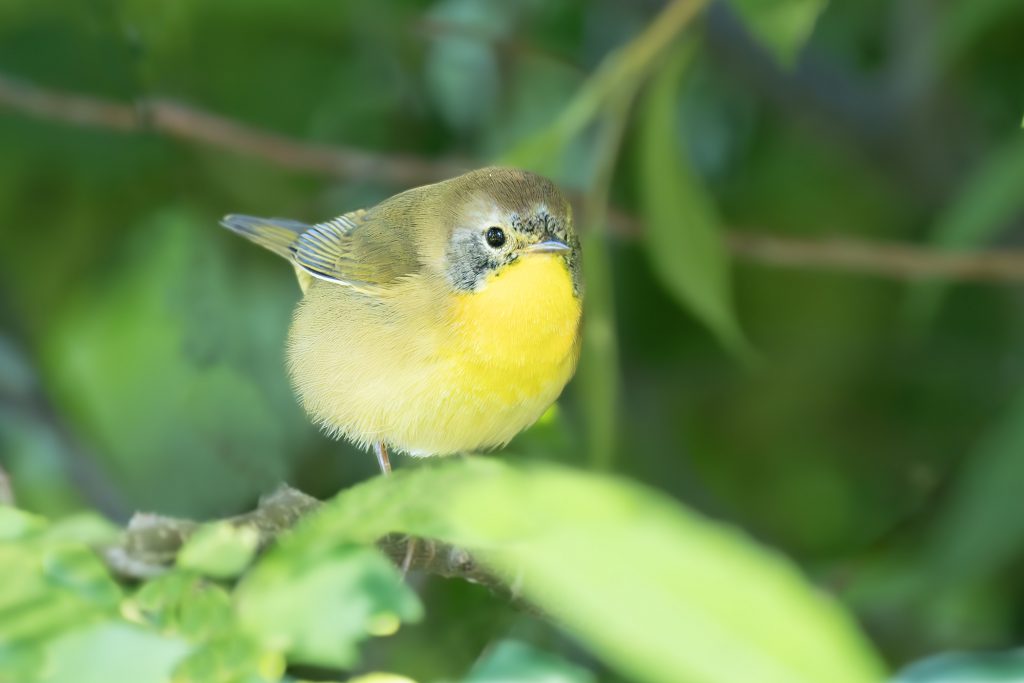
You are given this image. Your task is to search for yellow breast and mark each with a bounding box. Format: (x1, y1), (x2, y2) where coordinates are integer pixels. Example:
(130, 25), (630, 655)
(449, 253), (581, 372)
(426, 252), (582, 453)
(287, 253), (581, 456)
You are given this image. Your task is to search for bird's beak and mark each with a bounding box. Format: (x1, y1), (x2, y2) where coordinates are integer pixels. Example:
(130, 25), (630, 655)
(523, 239), (571, 254)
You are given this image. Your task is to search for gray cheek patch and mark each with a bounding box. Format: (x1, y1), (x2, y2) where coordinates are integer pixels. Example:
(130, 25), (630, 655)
(446, 231), (502, 291)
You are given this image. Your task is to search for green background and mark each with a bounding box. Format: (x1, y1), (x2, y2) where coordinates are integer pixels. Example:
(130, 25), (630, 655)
(2, 0), (1024, 681)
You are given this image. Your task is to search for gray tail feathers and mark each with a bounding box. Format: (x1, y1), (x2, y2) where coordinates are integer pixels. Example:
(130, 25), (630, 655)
(220, 214), (312, 260)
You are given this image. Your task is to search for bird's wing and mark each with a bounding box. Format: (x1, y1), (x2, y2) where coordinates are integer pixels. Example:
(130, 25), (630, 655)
(294, 208), (418, 289)
(222, 208), (418, 293)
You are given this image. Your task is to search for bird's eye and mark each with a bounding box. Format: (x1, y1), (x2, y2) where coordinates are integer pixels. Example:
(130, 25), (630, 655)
(485, 227), (506, 248)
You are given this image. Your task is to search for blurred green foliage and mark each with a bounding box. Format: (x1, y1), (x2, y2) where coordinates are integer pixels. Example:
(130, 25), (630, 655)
(286, 459), (884, 683)
(2, 0), (1024, 681)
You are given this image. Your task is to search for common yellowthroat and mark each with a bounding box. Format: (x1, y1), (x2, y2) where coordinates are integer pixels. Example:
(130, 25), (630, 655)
(222, 167), (582, 473)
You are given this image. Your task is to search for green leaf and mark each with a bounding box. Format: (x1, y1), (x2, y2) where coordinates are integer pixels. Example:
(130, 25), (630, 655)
(37, 621), (190, 683)
(131, 572), (201, 631)
(0, 541), (121, 647)
(638, 47), (752, 358)
(177, 522), (260, 580)
(905, 136), (1024, 331)
(892, 650), (1024, 682)
(41, 514), (119, 546)
(171, 634), (284, 683)
(129, 571), (234, 641)
(41, 545), (122, 609)
(727, 0), (828, 66)
(0, 642), (44, 683)
(236, 544), (422, 669)
(0, 507), (47, 541)
(500, 0), (710, 176)
(278, 460), (886, 683)
(465, 640), (595, 683)
(176, 583), (235, 642)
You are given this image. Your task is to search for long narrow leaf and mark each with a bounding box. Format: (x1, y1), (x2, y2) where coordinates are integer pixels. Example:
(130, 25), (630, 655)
(638, 47), (751, 357)
(275, 460), (886, 683)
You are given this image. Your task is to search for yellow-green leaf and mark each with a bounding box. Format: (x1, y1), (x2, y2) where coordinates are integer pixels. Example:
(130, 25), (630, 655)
(171, 634), (283, 683)
(129, 571), (234, 641)
(236, 544), (422, 669)
(279, 460), (886, 683)
(37, 621), (189, 683)
(727, 0), (828, 66)
(0, 507), (47, 541)
(177, 522), (259, 580)
(638, 47), (751, 358)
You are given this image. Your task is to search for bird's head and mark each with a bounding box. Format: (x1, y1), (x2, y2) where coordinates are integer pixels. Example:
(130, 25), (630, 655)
(440, 167), (580, 295)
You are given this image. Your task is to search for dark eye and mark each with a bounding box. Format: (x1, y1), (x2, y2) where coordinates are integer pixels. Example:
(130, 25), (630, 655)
(485, 227), (506, 248)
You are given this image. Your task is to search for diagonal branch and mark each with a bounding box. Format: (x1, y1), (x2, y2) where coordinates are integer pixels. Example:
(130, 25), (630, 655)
(0, 72), (469, 188)
(100, 484), (512, 599)
(4, 70), (1024, 283)
(149, 100), (471, 188)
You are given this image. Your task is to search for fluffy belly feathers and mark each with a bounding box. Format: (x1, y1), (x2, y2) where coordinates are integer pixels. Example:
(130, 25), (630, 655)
(286, 254), (581, 455)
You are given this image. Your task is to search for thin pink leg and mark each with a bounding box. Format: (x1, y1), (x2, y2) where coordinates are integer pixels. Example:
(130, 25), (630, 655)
(374, 441), (392, 475)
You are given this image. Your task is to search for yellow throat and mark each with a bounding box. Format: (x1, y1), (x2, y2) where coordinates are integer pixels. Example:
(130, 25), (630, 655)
(450, 252), (581, 374)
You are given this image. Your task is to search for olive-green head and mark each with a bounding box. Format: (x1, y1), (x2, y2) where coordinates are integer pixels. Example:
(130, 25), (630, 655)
(221, 166), (580, 297)
(434, 167), (580, 294)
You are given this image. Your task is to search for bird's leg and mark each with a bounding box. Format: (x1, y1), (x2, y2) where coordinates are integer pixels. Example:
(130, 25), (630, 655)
(370, 442), (417, 573)
(373, 441), (392, 475)
(401, 535), (417, 576)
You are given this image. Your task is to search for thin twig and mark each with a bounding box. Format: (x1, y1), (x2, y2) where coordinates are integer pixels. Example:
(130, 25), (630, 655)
(149, 101), (471, 187)
(0, 72), (469, 188)
(3, 70), (1024, 283)
(726, 231), (1024, 283)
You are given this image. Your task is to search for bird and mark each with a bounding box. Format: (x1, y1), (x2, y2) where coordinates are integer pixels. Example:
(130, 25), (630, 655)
(221, 167), (582, 474)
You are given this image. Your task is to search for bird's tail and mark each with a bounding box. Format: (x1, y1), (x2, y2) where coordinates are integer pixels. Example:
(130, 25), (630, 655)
(220, 214), (312, 260)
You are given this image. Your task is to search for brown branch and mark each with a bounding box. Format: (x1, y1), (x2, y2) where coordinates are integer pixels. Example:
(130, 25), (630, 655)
(101, 484), (511, 598)
(726, 231), (1024, 283)
(100, 484), (318, 578)
(3, 70), (1024, 283)
(0, 72), (469, 188)
(149, 101), (471, 187)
